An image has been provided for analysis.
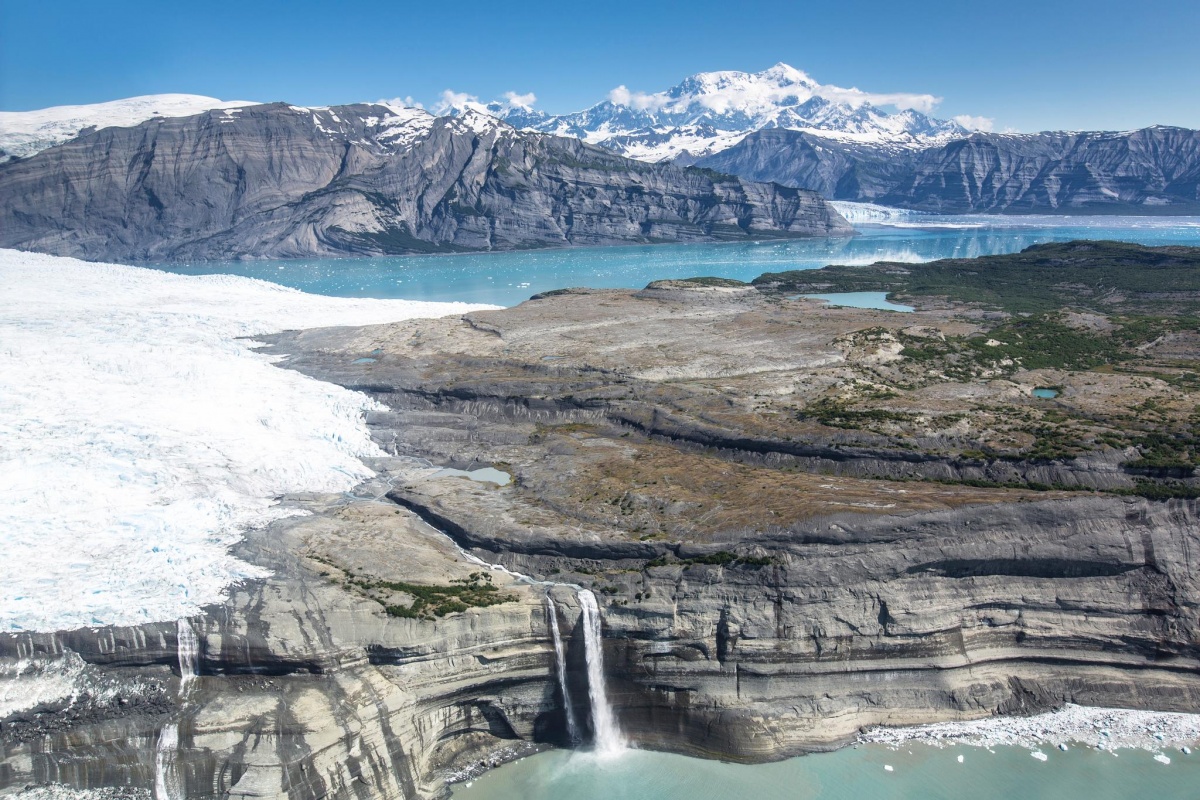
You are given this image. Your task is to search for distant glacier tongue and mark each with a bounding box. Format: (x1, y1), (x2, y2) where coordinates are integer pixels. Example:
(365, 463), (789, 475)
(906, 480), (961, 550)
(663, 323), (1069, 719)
(578, 588), (625, 755)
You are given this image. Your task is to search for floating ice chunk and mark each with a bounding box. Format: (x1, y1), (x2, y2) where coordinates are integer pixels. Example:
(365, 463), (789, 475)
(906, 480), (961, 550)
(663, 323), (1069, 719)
(1058, 743), (1069, 751)
(883, 765), (894, 772)
(956, 754), (964, 763)
(1031, 751), (1048, 761)
(1155, 753), (1171, 765)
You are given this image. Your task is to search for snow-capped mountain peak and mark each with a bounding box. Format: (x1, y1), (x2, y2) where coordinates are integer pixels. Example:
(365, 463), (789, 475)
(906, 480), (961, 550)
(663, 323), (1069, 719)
(493, 63), (971, 162)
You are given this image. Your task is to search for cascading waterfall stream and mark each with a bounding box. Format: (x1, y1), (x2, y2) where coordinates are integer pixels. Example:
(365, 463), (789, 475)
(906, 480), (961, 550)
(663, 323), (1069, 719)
(154, 723), (182, 800)
(578, 589), (625, 755)
(155, 617), (200, 799)
(545, 595), (582, 745)
(375, 497), (628, 755)
(176, 616), (200, 696)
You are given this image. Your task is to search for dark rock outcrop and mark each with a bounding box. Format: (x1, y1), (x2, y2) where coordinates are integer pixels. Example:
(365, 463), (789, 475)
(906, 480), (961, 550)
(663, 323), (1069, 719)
(0, 103), (851, 262)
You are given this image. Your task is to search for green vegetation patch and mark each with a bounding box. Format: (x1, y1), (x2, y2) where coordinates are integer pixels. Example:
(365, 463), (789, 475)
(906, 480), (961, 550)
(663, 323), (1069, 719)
(350, 571), (517, 620)
(797, 397), (919, 429)
(753, 241), (1200, 315)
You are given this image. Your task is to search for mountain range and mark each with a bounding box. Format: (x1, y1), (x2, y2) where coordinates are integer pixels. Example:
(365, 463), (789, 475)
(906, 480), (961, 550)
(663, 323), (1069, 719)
(483, 63), (971, 162)
(0, 101), (850, 262)
(2, 62), (1199, 263)
(474, 64), (1200, 214)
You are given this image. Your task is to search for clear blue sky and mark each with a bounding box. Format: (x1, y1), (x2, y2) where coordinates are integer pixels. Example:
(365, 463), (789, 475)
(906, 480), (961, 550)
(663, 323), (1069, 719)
(2, 0), (1198, 132)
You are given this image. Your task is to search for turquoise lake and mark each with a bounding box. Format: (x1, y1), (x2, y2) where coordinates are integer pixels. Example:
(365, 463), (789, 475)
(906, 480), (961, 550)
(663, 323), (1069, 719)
(451, 744), (1200, 800)
(151, 215), (1200, 307)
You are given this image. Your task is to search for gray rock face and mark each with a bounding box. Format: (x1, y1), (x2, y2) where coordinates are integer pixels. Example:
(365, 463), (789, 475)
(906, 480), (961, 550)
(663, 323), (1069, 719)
(695, 125), (1200, 213)
(260, 286), (1200, 766)
(0, 488), (560, 800)
(0, 103), (851, 262)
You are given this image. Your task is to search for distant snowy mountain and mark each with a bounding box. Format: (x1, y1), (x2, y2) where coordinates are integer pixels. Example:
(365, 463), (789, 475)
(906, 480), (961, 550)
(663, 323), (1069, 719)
(479, 63), (971, 162)
(0, 94), (260, 161)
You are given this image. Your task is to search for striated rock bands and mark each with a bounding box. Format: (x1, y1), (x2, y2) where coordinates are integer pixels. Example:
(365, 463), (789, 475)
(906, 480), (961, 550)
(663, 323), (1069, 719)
(694, 126), (1200, 213)
(0, 104), (851, 263)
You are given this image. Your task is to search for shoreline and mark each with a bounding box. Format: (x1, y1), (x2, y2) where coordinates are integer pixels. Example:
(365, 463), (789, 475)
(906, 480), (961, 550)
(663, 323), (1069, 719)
(858, 704), (1200, 753)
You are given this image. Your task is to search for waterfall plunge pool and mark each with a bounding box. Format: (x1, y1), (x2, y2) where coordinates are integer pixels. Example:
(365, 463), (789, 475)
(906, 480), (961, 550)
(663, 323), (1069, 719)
(450, 742), (1200, 800)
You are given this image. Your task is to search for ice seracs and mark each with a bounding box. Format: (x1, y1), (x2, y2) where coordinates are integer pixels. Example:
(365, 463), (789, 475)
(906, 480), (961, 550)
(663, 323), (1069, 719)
(0, 249), (496, 633)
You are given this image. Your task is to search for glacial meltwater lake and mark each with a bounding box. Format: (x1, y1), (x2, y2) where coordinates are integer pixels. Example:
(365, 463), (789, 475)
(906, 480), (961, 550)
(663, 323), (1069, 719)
(151, 214), (1200, 307)
(450, 744), (1200, 800)
(153, 212), (1200, 798)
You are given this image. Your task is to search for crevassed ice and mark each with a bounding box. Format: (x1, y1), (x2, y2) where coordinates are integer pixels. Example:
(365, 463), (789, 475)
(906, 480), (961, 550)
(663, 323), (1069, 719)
(0, 250), (497, 632)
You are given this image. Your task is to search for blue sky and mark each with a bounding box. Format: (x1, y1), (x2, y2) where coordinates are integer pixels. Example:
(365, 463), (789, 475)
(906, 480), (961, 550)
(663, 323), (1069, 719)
(2, 0), (1198, 132)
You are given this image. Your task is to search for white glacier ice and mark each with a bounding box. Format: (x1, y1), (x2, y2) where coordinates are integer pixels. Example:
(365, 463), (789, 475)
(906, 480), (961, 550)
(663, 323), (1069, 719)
(0, 94), (259, 161)
(0, 249), (496, 633)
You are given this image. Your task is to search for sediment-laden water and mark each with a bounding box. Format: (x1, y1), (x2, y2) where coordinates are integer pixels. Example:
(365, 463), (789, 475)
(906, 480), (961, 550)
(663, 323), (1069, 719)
(150, 215), (1200, 306)
(451, 744), (1200, 800)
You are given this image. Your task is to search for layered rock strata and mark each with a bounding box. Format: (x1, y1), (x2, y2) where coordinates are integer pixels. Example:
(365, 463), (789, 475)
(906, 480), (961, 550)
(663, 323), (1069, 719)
(0, 104), (851, 263)
(6, 268), (1200, 798)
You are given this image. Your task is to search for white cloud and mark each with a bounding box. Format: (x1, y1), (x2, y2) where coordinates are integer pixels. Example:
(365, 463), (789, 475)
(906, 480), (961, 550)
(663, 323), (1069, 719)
(502, 91), (537, 109)
(608, 85), (669, 112)
(815, 86), (942, 113)
(379, 96), (423, 110)
(606, 70), (942, 117)
(953, 114), (995, 132)
(433, 89), (480, 114)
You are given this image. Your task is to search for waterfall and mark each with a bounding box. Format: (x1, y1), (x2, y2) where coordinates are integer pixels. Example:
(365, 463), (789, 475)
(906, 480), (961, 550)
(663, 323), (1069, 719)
(176, 618), (200, 696)
(155, 618), (200, 799)
(545, 595), (581, 745)
(154, 723), (183, 800)
(578, 589), (624, 755)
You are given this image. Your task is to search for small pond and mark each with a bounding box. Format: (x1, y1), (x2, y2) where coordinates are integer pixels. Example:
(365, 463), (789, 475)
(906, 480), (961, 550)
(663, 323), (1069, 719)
(431, 466), (513, 486)
(798, 292), (914, 312)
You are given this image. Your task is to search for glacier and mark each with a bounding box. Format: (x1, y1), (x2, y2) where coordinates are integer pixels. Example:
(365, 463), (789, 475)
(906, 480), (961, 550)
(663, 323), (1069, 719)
(0, 94), (259, 161)
(0, 249), (496, 633)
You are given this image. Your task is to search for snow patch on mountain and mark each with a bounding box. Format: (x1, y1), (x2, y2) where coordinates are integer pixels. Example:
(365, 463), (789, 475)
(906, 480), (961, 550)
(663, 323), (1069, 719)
(489, 63), (972, 162)
(0, 94), (259, 161)
(0, 249), (496, 633)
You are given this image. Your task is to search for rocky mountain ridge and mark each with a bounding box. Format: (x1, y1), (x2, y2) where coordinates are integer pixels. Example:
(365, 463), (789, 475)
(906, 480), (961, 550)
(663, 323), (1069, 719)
(0, 102), (851, 262)
(694, 125), (1200, 212)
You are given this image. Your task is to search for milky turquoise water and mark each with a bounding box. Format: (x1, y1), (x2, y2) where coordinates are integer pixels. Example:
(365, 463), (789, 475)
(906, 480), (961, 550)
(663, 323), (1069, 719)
(150, 216), (1200, 307)
(451, 744), (1200, 800)
(803, 291), (914, 312)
